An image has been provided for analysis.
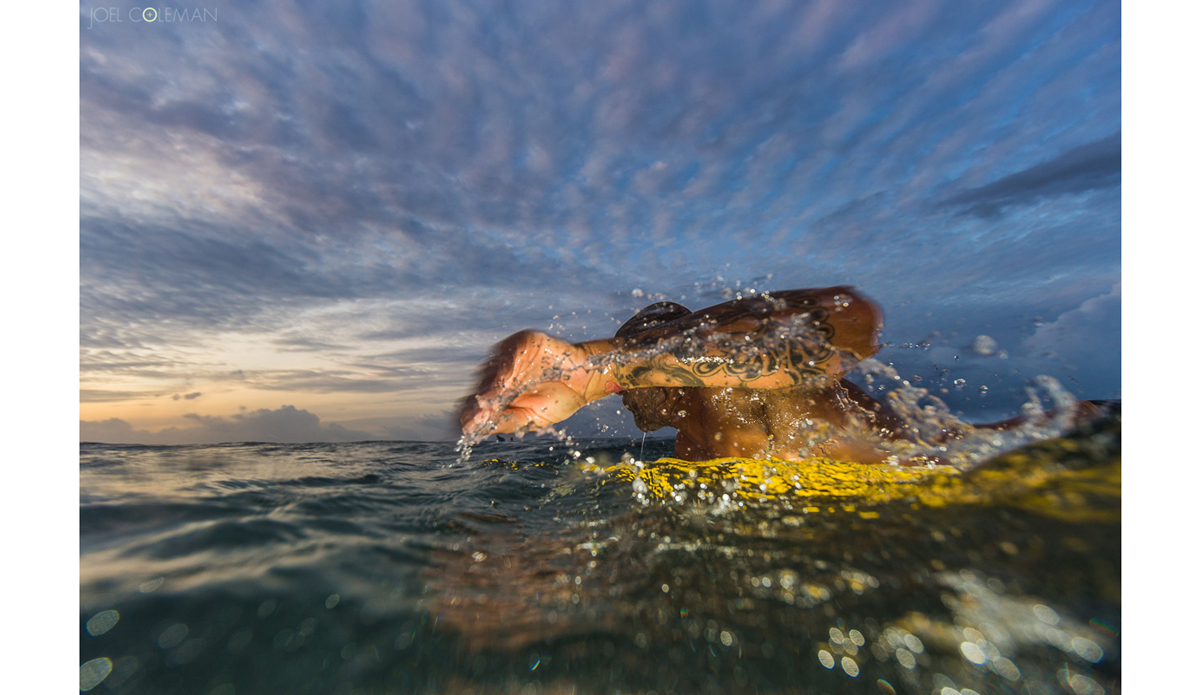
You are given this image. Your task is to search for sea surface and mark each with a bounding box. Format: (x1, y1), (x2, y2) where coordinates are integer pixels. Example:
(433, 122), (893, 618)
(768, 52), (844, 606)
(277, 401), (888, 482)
(80, 412), (1120, 695)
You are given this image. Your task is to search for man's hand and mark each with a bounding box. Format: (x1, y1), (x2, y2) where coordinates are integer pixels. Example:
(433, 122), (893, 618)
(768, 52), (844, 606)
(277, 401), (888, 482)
(458, 330), (600, 444)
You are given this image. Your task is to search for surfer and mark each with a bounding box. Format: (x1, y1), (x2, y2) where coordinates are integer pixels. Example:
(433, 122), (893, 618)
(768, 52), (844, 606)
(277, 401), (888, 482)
(458, 286), (1098, 463)
(459, 286), (911, 461)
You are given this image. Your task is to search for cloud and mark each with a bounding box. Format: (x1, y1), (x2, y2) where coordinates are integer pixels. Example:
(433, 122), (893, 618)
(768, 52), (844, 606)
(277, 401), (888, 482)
(1006, 283), (1122, 401)
(1024, 283), (1121, 364)
(81, 405), (378, 444)
(80, 418), (142, 443)
(942, 132), (1121, 217)
(81, 389), (154, 403)
(78, 0), (1120, 429)
(873, 282), (1121, 419)
(229, 367), (458, 395)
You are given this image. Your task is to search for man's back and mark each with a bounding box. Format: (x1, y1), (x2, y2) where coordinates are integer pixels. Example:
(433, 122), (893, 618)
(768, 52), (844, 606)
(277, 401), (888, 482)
(634, 381), (908, 463)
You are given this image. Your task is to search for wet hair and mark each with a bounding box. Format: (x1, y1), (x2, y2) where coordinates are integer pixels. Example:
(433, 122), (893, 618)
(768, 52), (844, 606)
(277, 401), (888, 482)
(615, 302), (691, 339)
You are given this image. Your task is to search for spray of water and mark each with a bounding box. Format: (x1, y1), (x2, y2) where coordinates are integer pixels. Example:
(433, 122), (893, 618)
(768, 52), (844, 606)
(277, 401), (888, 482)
(455, 283), (1084, 470)
(855, 358), (1079, 470)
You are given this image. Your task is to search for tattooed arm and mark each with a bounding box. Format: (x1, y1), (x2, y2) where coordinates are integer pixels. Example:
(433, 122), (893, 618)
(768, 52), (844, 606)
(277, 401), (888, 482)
(581, 286), (880, 393)
(458, 286), (881, 441)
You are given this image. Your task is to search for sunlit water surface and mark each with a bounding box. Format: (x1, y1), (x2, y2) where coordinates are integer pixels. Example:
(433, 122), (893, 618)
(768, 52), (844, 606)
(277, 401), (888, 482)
(81, 411), (1119, 694)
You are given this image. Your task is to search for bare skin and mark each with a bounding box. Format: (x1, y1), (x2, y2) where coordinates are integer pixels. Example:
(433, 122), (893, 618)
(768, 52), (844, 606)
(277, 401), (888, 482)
(458, 287), (881, 448)
(622, 380), (909, 463)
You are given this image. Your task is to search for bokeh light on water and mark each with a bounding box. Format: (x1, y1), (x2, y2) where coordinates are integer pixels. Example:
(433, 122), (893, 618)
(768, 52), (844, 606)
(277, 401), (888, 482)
(81, 406), (1119, 693)
(79, 657), (112, 691)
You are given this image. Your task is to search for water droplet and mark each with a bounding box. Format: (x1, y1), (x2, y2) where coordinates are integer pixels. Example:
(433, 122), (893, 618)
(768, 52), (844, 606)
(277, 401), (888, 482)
(971, 335), (998, 356)
(842, 656), (860, 677)
(325, 594), (340, 609)
(158, 623), (189, 649)
(1072, 637), (1104, 663)
(80, 658), (112, 691)
(1065, 672), (1105, 695)
(86, 610), (120, 637)
(960, 641), (987, 664)
(993, 657), (1021, 681)
(902, 634), (924, 653)
(818, 650), (835, 668)
(1032, 604), (1060, 625)
(954, 378), (967, 389)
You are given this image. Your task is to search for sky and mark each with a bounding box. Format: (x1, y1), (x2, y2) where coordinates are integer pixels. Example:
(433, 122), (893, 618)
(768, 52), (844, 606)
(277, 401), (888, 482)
(78, 0), (1122, 444)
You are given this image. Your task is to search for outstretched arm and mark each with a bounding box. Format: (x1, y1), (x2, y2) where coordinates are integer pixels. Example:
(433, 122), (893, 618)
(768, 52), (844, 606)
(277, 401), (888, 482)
(458, 286), (881, 442)
(581, 286), (880, 394)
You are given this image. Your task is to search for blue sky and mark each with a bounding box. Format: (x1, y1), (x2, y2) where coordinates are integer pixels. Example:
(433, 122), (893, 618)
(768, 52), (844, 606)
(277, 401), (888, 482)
(78, 0), (1121, 443)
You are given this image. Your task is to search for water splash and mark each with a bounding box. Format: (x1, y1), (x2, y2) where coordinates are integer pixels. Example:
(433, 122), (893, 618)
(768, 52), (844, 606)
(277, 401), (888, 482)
(457, 291), (1087, 471)
(857, 358), (1079, 470)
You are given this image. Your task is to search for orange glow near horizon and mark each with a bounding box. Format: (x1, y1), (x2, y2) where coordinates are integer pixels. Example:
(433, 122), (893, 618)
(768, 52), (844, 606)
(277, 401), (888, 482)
(79, 327), (477, 439)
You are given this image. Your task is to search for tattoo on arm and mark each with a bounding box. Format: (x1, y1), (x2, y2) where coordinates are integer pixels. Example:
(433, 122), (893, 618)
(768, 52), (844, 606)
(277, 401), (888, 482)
(629, 362), (706, 388)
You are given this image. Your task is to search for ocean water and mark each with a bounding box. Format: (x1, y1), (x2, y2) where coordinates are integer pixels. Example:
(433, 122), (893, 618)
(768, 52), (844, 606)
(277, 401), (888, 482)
(80, 412), (1120, 695)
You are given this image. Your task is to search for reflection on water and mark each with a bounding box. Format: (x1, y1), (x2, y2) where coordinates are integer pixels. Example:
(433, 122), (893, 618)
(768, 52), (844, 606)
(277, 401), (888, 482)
(81, 411), (1119, 694)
